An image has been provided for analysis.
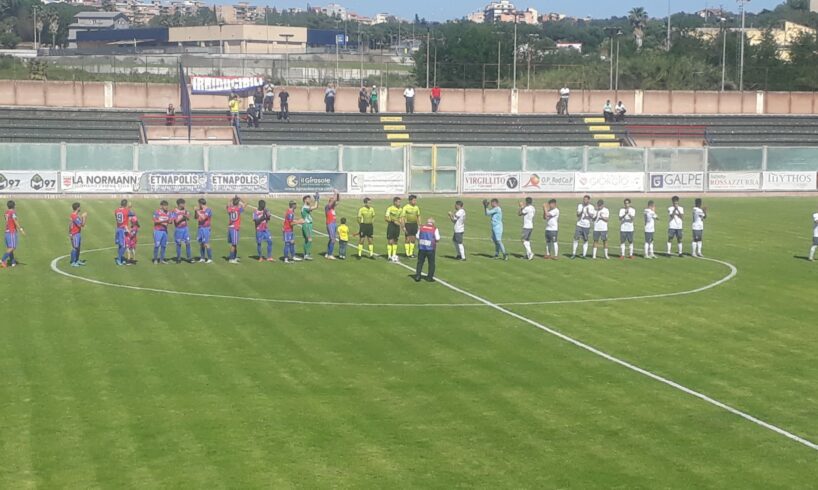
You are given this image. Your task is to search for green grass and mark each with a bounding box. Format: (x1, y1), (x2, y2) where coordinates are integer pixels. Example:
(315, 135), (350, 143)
(1, 196), (818, 488)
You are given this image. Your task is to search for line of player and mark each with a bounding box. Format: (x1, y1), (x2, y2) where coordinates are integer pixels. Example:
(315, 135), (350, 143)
(2, 196), (818, 268)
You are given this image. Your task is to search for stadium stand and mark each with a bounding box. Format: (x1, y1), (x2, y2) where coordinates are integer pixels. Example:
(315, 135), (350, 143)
(2, 107), (818, 147)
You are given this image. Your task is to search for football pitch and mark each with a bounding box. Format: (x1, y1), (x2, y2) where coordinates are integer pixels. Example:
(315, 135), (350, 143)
(1, 196), (817, 487)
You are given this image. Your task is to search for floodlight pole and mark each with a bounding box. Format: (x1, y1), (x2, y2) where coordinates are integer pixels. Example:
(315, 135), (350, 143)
(512, 18), (518, 90)
(738, 0), (749, 91)
(720, 18), (727, 91)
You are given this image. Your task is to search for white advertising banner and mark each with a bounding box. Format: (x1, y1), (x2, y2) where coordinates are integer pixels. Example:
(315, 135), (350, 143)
(649, 172), (705, 192)
(348, 172), (406, 194)
(762, 171), (817, 191)
(61, 171), (141, 193)
(462, 172), (521, 193)
(708, 172), (761, 191)
(520, 172), (575, 192)
(209, 172), (269, 193)
(573, 172), (645, 192)
(0, 171), (59, 193)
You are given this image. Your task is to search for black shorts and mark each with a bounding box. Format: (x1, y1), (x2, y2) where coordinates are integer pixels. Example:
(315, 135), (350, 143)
(359, 223), (374, 238)
(404, 223), (418, 237)
(387, 222), (401, 241)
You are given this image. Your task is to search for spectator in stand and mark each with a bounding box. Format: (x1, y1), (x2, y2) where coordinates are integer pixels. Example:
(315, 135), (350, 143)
(263, 80), (275, 114)
(558, 85), (570, 115)
(369, 85), (379, 113)
(165, 103), (175, 126)
(431, 85), (442, 112)
(358, 86), (369, 113)
(603, 100), (613, 122)
(404, 85), (415, 114)
(228, 94), (240, 127)
(253, 87), (264, 119)
(278, 87), (290, 122)
(246, 103), (260, 128)
(324, 83), (336, 113)
(614, 101), (627, 122)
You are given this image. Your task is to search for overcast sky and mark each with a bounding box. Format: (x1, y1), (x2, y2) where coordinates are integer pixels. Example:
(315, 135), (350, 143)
(267, 0), (784, 21)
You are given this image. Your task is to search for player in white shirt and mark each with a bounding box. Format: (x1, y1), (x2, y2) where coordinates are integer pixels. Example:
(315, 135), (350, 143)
(643, 200), (658, 259)
(543, 199), (560, 259)
(667, 195), (684, 257)
(592, 200), (610, 259)
(691, 198), (707, 257)
(572, 195), (596, 259)
(809, 208), (818, 261)
(618, 198), (636, 259)
(518, 197), (536, 260)
(448, 200), (466, 260)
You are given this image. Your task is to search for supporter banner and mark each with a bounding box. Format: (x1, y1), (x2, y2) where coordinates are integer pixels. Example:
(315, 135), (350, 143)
(574, 172), (645, 192)
(520, 172), (575, 192)
(649, 172), (705, 192)
(190, 76), (265, 96)
(0, 171), (59, 193)
(708, 172), (761, 191)
(141, 172), (208, 193)
(270, 173), (348, 193)
(462, 172), (520, 192)
(762, 171), (817, 191)
(208, 172), (269, 193)
(61, 171), (140, 193)
(348, 172), (405, 194)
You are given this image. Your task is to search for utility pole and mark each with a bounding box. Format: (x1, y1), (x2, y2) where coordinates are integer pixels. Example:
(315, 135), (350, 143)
(33, 7), (38, 51)
(512, 18), (518, 90)
(738, 0), (749, 91)
(609, 36), (613, 90)
(433, 42), (437, 86)
(425, 29), (430, 89)
(720, 17), (727, 91)
(666, 0), (671, 51)
(497, 39), (501, 89)
(615, 35), (620, 92)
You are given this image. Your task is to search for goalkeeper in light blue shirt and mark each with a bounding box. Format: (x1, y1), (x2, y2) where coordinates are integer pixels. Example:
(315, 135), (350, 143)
(483, 198), (508, 261)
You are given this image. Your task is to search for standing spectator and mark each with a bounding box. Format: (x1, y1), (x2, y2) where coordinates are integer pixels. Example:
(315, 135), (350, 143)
(403, 85), (415, 114)
(246, 103), (260, 128)
(430, 85), (442, 113)
(603, 100), (613, 122)
(324, 83), (336, 113)
(165, 103), (175, 126)
(414, 217), (441, 282)
(278, 87), (290, 122)
(559, 85), (570, 115)
(614, 101), (627, 122)
(263, 80), (275, 114)
(358, 86), (369, 113)
(228, 94), (240, 128)
(253, 88), (264, 119)
(369, 85), (379, 113)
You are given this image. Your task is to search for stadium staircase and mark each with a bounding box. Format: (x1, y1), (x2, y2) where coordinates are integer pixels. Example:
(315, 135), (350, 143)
(3, 107), (818, 148)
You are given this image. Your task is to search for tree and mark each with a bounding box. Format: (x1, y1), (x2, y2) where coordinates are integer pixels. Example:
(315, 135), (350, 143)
(46, 10), (59, 46)
(628, 7), (647, 51)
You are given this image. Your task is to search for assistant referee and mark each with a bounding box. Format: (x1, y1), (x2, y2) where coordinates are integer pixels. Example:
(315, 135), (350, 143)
(385, 196), (402, 260)
(357, 197), (376, 258)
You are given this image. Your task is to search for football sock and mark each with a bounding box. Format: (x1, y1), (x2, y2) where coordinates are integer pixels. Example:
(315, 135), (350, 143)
(328, 240), (335, 255)
(368, 244), (374, 256)
(572, 240), (578, 255)
(811, 246), (816, 260)
(358, 244), (363, 257)
(620, 244), (625, 256)
(257, 243), (262, 257)
(267, 241), (273, 258)
(523, 241), (532, 256)
(667, 242), (672, 255)
(592, 247), (597, 259)
(152, 247), (159, 260)
(604, 248), (609, 259)
(405, 243), (410, 255)
(207, 248), (212, 260)
(678, 242), (683, 254)
(458, 244), (465, 259)
(305, 241), (312, 256)
(629, 244), (634, 257)
(697, 242), (703, 255)
(553, 243), (559, 257)
(160, 246), (166, 261)
(176, 244), (182, 259)
(185, 243), (192, 259)
(498, 241), (507, 255)
(9, 252), (14, 264)
(582, 242), (588, 257)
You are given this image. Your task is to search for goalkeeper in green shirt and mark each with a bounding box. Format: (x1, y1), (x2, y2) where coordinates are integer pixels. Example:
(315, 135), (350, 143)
(301, 194), (319, 260)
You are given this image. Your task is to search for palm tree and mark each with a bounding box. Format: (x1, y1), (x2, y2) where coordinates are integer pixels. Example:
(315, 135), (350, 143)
(47, 12), (59, 47)
(629, 7), (648, 51)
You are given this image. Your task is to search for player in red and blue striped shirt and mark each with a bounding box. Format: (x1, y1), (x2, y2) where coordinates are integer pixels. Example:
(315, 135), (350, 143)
(113, 199), (132, 266)
(2, 200), (25, 268)
(195, 198), (213, 263)
(152, 200), (170, 264)
(68, 202), (87, 267)
(226, 196), (245, 264)
(253, 200), (274, 262)
(170, 198), (192, 263)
